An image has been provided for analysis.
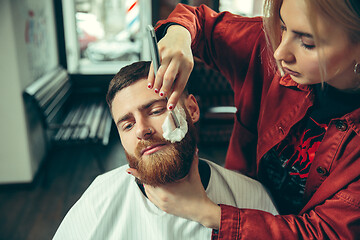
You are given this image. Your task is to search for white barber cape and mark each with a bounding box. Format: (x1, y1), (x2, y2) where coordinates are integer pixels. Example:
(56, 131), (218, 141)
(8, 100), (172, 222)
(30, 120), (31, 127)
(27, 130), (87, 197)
(53, 159), (278, 240)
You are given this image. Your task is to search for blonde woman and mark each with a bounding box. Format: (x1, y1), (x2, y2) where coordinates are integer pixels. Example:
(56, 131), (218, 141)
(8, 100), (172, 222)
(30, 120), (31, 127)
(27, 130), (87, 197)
(128, 0), (360, 238)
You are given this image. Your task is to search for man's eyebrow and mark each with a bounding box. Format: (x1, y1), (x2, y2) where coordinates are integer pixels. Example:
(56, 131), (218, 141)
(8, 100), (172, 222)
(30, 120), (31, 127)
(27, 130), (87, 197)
(116, 113), (132, 127)
(116, 99), (167, 126)
(140, 98), (167, 111)
(279, 12), (313, 38)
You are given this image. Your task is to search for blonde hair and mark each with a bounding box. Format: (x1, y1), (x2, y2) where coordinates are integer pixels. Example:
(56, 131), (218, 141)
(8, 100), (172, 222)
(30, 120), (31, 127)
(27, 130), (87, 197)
(262, 0), (283, 74)
(263, 0), (283, 58)
(262, 0), (360, 76)
(305, 0), (360, 43)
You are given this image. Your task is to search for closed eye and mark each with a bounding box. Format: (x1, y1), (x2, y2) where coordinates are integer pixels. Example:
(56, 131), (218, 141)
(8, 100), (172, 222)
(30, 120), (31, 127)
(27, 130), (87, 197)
(279, 13), (315, 50)
(299, 36), (315, 50)
(280, 23), (315, 50)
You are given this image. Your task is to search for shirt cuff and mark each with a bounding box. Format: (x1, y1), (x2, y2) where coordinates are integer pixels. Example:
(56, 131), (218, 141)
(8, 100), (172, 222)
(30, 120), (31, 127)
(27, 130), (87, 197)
(155, 23), (182, 41)
(211, 204), (241, 239)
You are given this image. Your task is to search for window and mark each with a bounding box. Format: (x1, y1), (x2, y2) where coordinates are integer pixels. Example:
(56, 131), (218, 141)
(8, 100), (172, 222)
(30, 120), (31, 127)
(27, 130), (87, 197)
(62, 0), (151, 74)
(219, 0), (264, 16)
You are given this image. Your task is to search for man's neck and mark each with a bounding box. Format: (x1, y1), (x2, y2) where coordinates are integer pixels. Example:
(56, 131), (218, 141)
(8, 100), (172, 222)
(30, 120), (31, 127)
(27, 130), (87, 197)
(136, 158), (211, 196)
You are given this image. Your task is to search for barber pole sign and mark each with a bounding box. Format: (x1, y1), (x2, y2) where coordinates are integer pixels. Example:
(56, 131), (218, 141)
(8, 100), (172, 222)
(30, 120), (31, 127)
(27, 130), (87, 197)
(126, 0), (140, 34)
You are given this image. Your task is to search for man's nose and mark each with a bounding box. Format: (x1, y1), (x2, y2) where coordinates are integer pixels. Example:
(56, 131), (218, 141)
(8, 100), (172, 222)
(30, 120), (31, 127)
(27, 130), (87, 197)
(135, 124), (154, 140)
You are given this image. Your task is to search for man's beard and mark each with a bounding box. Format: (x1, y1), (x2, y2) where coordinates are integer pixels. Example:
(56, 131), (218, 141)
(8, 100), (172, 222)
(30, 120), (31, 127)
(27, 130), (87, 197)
(125, 116), (197, 187)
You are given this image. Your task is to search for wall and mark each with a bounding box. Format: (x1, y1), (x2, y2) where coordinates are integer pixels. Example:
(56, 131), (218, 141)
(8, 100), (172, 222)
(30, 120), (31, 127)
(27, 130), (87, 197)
(0, 0), (59, 183)
(220, 0), (265, 16)
(253, 0), (265, 16)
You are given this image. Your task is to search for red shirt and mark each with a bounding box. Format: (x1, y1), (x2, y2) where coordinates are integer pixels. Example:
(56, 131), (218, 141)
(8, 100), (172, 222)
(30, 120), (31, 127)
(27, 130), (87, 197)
(156, 4), (360, 239)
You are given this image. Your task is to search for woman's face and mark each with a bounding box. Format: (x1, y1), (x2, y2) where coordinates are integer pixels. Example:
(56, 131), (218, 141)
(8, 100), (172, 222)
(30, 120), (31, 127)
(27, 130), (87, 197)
(274, 0), (360, 90)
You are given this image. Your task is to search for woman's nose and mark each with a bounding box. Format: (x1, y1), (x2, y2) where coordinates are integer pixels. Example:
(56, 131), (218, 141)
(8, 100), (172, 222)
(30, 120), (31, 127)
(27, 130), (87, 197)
(273, 35), (295, 64)
(135, 125), (154, 140)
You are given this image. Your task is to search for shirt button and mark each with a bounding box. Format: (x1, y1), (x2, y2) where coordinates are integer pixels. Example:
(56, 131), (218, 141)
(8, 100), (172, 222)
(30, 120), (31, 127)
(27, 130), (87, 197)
(278, 126), (285, 134)
(335, 120), (348, 131)
(316, 166), (327, 176)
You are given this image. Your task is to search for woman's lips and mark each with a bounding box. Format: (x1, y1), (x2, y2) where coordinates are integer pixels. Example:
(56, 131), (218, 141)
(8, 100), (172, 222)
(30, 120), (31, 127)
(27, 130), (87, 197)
(283, 67), (301, 77)
(141, 143), (166, 155)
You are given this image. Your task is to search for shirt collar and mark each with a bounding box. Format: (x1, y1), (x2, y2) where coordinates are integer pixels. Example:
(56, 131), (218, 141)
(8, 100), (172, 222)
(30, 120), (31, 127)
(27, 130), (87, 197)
(345, 108), (360, 136)
(278, 73), (360, 134)
(279, 73), (311, 92)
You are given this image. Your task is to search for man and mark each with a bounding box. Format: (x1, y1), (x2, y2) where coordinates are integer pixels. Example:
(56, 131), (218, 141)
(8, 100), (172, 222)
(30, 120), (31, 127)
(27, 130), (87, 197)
(53, 61), (278, 240)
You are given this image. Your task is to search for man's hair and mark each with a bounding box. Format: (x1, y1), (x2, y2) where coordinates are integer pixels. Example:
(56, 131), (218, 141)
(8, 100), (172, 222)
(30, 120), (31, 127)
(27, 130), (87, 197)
(106, 61), (151, 109)
(106, 61), (189, 110)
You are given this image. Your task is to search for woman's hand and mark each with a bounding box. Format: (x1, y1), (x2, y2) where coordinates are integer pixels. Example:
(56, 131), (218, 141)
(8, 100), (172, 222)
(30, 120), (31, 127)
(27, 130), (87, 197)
(148, 25), (194, 110)
(127, 155), (221, 229)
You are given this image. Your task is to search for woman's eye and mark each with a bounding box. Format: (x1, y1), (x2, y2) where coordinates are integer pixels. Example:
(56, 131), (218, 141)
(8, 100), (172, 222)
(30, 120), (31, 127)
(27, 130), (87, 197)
(300, 37), (315, 50)
(301, 43), (315, 50)
(280, 24), (286, 32)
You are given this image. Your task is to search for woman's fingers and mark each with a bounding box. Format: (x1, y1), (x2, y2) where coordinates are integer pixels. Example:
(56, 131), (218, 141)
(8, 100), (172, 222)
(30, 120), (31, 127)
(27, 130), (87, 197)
(160, 60), (180, 96)
(146, 24), (193, 109)
(147, 62), (156, 89)
(148, 56), (170, 93)
(166, 61), (193, 109)
(126, 167), (140, 179)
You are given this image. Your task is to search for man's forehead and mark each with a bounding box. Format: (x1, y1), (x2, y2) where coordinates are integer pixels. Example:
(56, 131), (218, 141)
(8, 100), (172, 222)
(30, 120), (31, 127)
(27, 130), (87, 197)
(113, 78), (155, 103)
(111, 79), (166, 119)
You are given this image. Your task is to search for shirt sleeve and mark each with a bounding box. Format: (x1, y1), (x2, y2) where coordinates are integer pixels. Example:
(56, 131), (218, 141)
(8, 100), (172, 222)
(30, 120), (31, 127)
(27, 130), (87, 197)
(211, 180), (360, 240)
(155, 4), (274, 90)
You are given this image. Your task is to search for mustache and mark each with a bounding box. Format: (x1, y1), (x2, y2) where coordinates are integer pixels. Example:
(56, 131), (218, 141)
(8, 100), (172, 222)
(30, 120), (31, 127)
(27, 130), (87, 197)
(126, 120), (197, 186)
(135, 135), (169, 157)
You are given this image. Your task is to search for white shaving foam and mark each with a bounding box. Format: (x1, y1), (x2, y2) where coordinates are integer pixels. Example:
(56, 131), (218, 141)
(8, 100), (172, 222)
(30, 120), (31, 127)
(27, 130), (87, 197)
(162, 106), (188, 143)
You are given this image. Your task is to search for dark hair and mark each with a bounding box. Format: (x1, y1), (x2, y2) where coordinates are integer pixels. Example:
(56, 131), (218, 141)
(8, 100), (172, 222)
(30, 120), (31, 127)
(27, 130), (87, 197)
(106, 61), (151, 109)
(107, 60), (189, 110)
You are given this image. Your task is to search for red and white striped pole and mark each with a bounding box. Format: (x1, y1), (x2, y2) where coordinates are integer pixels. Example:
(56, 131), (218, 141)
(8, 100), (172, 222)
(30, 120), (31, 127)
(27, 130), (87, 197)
(126, 0), (140, 34)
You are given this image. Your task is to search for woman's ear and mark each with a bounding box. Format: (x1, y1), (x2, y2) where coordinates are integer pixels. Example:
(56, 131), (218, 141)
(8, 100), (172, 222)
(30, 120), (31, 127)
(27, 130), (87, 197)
(184, 94), (200, 123)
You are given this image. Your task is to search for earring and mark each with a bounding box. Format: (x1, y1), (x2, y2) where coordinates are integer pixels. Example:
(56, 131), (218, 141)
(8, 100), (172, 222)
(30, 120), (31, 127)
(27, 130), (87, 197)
(355, 63), (360, 74)
(147, 128), (152, 134)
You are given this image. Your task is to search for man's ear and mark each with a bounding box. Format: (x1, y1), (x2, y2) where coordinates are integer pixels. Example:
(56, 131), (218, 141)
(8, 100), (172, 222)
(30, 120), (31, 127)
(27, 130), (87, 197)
(184, 94), (200, 123)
